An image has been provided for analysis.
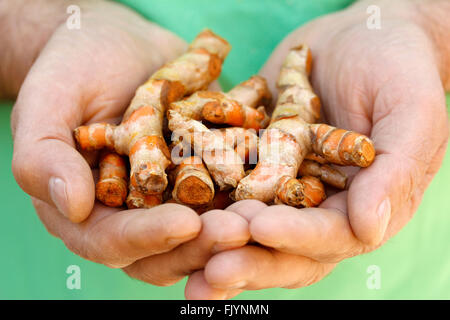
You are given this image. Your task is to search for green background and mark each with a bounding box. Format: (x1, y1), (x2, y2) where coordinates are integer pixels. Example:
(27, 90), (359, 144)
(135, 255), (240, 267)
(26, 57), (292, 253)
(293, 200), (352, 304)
(1, 0), (449, 299)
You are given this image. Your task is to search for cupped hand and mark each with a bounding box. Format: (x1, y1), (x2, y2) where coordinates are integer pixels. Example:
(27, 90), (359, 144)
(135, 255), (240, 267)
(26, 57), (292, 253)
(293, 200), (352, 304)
(185, 0), (449, 299)
(10, 1), (249, 284)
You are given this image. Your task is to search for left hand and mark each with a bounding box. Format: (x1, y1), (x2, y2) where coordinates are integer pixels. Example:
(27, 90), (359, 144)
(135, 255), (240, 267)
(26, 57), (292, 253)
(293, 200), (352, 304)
(184, 0), (449, 299)
(8, 0), (247, 286)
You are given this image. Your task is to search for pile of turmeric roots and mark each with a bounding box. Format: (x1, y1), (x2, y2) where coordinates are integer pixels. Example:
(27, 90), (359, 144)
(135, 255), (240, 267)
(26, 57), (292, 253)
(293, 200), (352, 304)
(74, 29), (375, 213)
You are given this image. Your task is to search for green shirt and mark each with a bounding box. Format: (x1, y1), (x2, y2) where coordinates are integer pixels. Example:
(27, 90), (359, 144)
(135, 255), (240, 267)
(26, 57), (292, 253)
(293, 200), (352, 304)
(0, 0), (449, 299)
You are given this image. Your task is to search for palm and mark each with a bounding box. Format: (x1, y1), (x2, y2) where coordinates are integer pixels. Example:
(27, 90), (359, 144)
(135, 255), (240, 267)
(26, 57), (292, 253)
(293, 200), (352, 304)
(19, 6), (185, 218)
(308, 19), (446, 236)
(259, 13), (447, 239)
(38, 12), (185, 127)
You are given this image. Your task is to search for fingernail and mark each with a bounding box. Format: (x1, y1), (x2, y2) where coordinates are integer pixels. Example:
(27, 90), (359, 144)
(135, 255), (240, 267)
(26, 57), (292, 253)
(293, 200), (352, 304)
(49, 177), (69, 218)
(376, 198), (391, 241)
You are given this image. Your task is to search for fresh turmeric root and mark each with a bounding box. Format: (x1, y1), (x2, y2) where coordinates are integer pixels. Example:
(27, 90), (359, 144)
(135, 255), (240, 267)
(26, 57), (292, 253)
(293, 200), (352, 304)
(234, 45), (375, 205)
(74, 29), (230, 204)
(95, 151), (128, 207)
(310, 124), (375, 168)
(169, 128), (257, 206)
(126, 189), (163, 209)
(213, 127), (259, 164)
(78, 32), (376, 211)
(172, 156), (215, 206)
(201, 76), (271, 130)
(168, 110), (245, 190)
(305, 152), (328, 164)
(168, 75), (270, 131)
(226, 75), (273, 109)
(167, 77), (268, 189)
(298, 160), (347, 189)
(274, 176), (326, 208)
(168, 138), (217, 207)
(168, 138), (215, 207)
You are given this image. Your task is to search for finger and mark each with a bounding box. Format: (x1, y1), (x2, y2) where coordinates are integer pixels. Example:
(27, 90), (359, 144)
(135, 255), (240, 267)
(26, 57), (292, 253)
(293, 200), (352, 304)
(204, 246), (336, 290)
(185, 270), (242, 300)
(123, 210), (250, 286)
(249, 196), (370, 263)
(348, 74), (449, 246)
(11, 72), (95, 222)
(33, 199), (201, 268)
(225, 199), (268, 222)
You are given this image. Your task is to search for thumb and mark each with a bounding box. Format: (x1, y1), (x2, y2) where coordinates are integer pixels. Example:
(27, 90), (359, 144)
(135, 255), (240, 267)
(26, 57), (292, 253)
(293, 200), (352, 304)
(11, 76), (95, 223)
(348, 77), (449, 246)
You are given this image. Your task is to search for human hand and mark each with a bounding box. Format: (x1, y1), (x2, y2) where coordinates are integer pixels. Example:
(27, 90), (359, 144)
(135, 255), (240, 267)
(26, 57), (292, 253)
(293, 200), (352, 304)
(185, 0), (450, 299)
(9, 0), (248, 283)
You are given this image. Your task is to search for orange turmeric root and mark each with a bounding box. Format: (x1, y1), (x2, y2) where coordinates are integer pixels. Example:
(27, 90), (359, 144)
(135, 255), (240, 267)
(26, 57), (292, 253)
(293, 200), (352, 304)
(202, 99), (268, 130)
(75, 29), (230, 204)
(168, 110), (245, 190)
(274, 175), (326, 208)
(298, 160), (347, 189)
(201, 76), (271, 130)
(213, 127), (259, 164)
(305, 152), (328, 164)
(234, 45), (375, 204)
(172, 156), (215, 206)
(226, 75), (273, 108)
(126, 189), (163, 209)
(236, 134), (258, 165)
(165, 190), (233, 214)
(310, 124), (375, 167)
(169, 95), (259, 189)
(95, 151), (128, 207)
(169, 75), (270, 131)
(168, 140), (215, 206)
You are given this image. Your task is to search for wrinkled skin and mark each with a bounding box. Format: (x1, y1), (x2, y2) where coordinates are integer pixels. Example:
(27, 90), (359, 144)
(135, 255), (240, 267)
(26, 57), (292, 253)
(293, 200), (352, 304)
(184, 0), (450, 299)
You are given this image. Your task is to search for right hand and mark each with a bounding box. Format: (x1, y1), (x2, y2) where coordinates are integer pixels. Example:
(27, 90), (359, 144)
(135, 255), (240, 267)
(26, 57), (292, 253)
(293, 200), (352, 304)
(11, 1), (249, 284)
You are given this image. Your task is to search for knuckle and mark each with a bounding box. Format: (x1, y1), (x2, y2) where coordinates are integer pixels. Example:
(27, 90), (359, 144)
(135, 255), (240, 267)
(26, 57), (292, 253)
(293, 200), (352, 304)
(284, 281), (306, 289)
(303, 262), (334, 287)
(31, 198), (61, 238)
(201, 210), (249, 241)
(202, 209), (244, 227)
(121, 217), (152, 252)
(163, 206), (202, 236)
(11, 149), (33, 192)
(281, 258), (334, 290)
(29, 197), (102, 264)
(228, 199), (268, 215)
(200, 209), (224, 220)
(122, 263), (181, 287)
(65, 232), (128, 268)
(62, 231), (92, 262)
(354, 242), (375, 257)
(342, 241), (370, 260)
